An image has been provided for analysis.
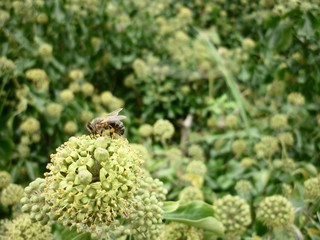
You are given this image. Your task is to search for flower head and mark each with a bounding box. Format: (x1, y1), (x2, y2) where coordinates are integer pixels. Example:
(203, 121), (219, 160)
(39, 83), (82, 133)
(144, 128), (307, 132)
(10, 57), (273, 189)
(235, 180), (253, 196)
(0, 56), (15, 75)
(46, 103), (63, 118)
(159, 222), (203, 240)
(183, 160), (207, 187)
(254, 136), (279, 158)
(1, 214), (52, 240)
(287, 92), (305, 106)
(187, 144), (205, 161)
(21, 178), (50, 224)
(153, 119), (175, 143)
(68, 69), (84, 81)
(232, 139), (247, 157)
(20, 117), (40, 134)
(1, 183), (24, 207)
(213, 195), (251, 238)
(0, 171), (11, 189)
(138, 124), (153, 138)
(277, 132), (294, 147)
(304, 177), (320, 202)
(270, 114), (288, 130)
(126, 176), (166, 240)
(256, 195), (295, 229)
(38, 43), (52, 59)
(60, 89), (74, 104)
(44, 135), (144, 232)
(179, 186), (204, 204)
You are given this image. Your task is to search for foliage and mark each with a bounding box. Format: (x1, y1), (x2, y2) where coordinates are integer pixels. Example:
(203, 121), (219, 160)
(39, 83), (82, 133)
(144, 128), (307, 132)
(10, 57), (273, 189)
(0, 0), (320, 239)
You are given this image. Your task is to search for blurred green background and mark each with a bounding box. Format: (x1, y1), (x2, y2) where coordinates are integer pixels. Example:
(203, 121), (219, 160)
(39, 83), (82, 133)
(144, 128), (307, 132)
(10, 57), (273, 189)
(0, 0), (320, 239)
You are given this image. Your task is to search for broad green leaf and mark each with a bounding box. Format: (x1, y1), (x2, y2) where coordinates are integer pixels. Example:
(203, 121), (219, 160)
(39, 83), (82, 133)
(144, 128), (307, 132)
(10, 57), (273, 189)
(267, 23), (293, 52)
(164, 200), (225, 236)
(163, 201), (180, 212)
(254, 170), (270, 193)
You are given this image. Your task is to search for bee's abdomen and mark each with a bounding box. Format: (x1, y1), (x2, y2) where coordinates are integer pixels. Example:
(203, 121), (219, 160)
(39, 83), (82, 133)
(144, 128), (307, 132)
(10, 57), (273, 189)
(109, 121), (125, 135)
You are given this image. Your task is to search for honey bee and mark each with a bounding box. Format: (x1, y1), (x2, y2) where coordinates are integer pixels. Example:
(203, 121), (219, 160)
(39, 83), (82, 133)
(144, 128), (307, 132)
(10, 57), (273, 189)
(86, 108), (126, 136)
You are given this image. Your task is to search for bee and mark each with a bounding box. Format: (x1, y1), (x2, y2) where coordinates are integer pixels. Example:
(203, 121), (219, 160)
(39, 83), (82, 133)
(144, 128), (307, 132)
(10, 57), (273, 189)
(86, 108), (126, 136)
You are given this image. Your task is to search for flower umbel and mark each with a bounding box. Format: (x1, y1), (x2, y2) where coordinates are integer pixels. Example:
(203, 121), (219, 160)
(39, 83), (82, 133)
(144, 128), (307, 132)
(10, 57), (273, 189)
(44, 135), (144, 232)
(256, 195), (295, 229)
(213, 195), (251, 238)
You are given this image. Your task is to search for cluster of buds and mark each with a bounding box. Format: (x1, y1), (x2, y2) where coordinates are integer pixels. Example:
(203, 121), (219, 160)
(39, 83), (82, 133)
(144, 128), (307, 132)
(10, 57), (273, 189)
(20, 133), (166, 239)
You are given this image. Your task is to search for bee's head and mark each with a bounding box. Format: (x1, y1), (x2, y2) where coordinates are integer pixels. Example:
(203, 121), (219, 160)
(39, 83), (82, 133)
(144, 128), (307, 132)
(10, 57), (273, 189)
(86, 122), (94, 133)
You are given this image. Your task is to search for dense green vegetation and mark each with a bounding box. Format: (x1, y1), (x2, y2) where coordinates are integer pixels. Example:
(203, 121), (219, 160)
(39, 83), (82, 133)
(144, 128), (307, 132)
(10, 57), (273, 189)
(0, 0), (319, 239)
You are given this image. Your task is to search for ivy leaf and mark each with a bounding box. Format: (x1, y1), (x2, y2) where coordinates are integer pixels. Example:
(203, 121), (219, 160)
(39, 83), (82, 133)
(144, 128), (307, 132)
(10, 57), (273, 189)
(267, 23), (293, 52)
(163, 200), (225, 236)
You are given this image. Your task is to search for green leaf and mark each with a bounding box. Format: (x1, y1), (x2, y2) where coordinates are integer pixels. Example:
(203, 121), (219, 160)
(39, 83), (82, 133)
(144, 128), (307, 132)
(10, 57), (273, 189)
(267, 23), (293, 52)
(163, 201), (180, 212)
(164, 201), (225, 236)
(25, 161), (38, 180)
(71, 233), (91, 240)
(254, 170), (270, 193)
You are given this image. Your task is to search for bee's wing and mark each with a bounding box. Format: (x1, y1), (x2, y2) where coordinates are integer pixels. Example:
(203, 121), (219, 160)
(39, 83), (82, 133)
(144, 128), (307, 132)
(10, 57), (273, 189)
(101, 115), (126, 123)
(106, 108), (123, 117)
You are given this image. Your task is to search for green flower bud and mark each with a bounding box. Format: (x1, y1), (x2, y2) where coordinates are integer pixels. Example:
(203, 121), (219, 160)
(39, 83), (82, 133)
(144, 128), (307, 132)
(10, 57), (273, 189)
(153, 119), (175, 143)
(1, 183), (24, 207)
(235, 180), (253, 196)
(20, 117), (40, 134)
(45, 135), (144, 232)
(60, 89), (74, 104)
(78, 167), (93, 185)
(187, 144), (205, 161)
(138, 124), (153, 138)
(213, 195), (251, 238)
(256, 195), (295, 229)
(287, 92), (305, 106)
(0, 171), (11, 189)
(304, 177), (320, 202)
(1, 213), (52, 240)
(270, 114), (288, 130)
(179, 186), (204, 204)
(93, 147), (109, 162)
(232, 139), (247, 157)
